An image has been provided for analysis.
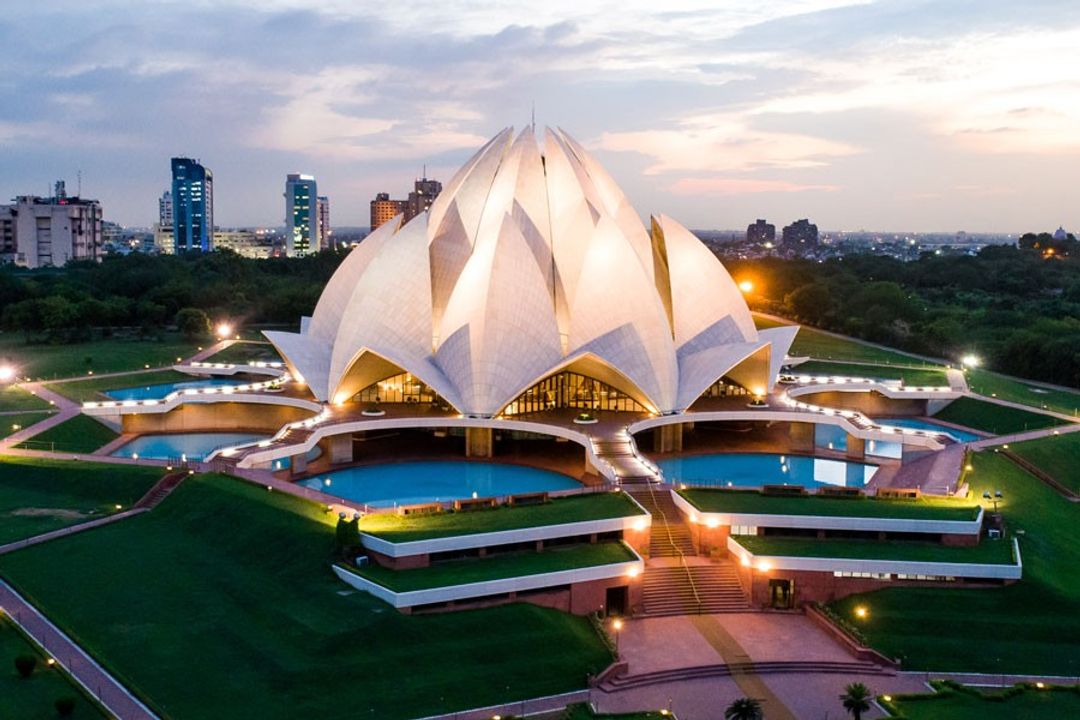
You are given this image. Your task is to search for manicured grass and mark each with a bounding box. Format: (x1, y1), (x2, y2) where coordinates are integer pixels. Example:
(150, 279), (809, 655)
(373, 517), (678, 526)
(0, 457), (162, 544)
(563, 703), (670, 720)
(967, 368), (1080, 418)
(0, 385), (52, 413)
(679, 489), (979, 521)
(733, 535), (1014, 565)
(0, 412), (54, 438)
(0, 333), (200, 381)
(349, 542), (637, 593)
(828, 453), (1080, 674)
(885, 682), (1080, 719)
(0, 473), (613, 719)
(754, 315), (941, 366)
(1008, 431), (1080, 494)
(16, 414), (118, 454)
(789, 360), (949, 387)
(207, 341), (282, 364)
(48, 370), (192, 403)
(359, 492), (645, 543)
(0, 615), (105, 719)
(933, 397), (1068, 435)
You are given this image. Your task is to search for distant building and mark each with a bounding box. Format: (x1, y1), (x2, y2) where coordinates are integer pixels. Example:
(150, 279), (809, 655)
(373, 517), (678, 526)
(370, 192), (407, 231)
(213, 229), (277, 259)
(1053, 226), (1068, 241)
(155, 189), (174, 254)
(171, 158), (214, 253)
(317, 195), (331, 251)
(159, 190), (173, 228)
(746, 219), (775, 245)
(407, 177), (442, 222)
(782, 218), (818, 248)
(0, 186), (102, 268)
(285, 173), (318, 257)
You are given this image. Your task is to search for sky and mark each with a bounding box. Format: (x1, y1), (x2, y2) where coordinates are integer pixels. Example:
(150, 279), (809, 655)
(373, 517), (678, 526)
(1, 0), (1078, 232)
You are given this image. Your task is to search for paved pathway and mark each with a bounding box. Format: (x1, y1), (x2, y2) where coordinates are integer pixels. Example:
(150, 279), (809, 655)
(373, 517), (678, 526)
(0, 383), (81, 451)
(0, 581), (158, 719)
(962, 391), (1080, 424)
(968, 418), (1080, 450)
(0, 509), (146, 556)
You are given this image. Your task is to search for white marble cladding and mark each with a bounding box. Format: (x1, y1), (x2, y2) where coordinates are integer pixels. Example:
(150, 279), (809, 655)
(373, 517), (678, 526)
(266, 125), (797, 416)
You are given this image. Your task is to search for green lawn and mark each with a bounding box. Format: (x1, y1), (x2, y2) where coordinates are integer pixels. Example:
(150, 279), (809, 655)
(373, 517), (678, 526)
(754, 315), (941, 366)
(359, 492), (645, 543)
(16, 415), (118, 454)
(0, 615), (105, 719)
(885, 682), (1080, 720)
(563, 703), (671, 720)
(0, 385), (52, 413)
(828, 452), (1080, 674)
(0, 473), (613, 719)
(206, 341), (282, 364)
(733, 535), (1014, 565)
(48, 370), (193, 403)
(0, 412), (54, 439)
(966, 368), (1080, 418)
(348, 542), (637, 593)
(0, 457), (162, 544)
(679, 489), (979, 521)
(788, 360), (949, 387)
(1008, 431), (1080, 494)
(933, 397), (1068, 435)
(0, 333), (201, 381)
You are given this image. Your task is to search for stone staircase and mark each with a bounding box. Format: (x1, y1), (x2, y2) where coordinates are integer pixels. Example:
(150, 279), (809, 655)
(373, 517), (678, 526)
(591, 431), (659, 484)
(133, 471), (187, 511)
(600, 659), (892, 691)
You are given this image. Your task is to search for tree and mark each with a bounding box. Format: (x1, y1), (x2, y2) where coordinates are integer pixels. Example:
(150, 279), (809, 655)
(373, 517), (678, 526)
(840, 682), (872, 720)
(14, 654), (36, 678)
(724, 696), (763, 720)
(175, 307), (211, 340)
(785, 283), (832, 325)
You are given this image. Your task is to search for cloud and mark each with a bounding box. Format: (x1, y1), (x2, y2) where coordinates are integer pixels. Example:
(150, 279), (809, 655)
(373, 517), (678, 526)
(670, 177), (839, 195)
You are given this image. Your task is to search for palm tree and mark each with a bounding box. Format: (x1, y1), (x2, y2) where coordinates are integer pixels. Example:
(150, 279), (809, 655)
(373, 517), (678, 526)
(840, 682), (873, 720)
(724, 696), (763, 720)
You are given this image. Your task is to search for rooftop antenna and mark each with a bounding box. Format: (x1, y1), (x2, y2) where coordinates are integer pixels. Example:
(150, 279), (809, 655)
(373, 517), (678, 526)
(77, 170), (82, 197)
(422, 164), (426, 180)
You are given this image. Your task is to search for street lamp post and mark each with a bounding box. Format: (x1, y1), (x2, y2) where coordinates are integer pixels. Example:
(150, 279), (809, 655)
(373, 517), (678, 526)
(612, 617), (623, 658)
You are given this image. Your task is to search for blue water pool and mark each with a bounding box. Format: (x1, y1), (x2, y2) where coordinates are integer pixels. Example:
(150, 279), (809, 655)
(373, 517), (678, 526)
(299, 461), (581, 508)
(877, 418), (980, 443)
(111, 432), (268, 461)
(106, 377), (240, 401)
(657, 453), (877, 489)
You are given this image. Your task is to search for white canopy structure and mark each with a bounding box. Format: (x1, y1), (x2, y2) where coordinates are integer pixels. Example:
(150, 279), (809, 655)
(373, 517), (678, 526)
(266, 126), (797, 417)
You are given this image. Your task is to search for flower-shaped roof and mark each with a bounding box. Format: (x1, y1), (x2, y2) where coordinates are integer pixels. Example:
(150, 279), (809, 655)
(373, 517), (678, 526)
(266, 126), (797, 415)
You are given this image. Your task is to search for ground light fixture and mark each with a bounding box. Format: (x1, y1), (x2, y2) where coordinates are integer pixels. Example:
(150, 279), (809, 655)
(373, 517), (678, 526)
(0, 364), (14, 383)
(855, 605), (868, 619)
(611, 617), (624, 657)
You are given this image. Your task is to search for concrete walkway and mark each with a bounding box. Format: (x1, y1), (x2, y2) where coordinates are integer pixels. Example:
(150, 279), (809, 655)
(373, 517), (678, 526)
(0, 508), (146, 556)
(963, 391), (1080, 424)
(968, 419), (1080, 450)
(0, 383), (81, 450)
(0, 581), (158, 720)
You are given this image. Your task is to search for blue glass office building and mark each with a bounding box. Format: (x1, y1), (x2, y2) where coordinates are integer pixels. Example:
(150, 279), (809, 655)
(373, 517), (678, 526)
(171, 157), (214, 253)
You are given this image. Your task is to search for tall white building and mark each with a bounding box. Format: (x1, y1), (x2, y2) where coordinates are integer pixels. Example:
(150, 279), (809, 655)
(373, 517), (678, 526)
(154, 189), (174, 254)
(285, 173), (317, 257)
(0, 190), (102, 268)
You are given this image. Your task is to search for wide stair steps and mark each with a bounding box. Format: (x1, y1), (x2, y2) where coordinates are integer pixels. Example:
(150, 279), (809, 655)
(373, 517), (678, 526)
(600, 659), (892, 691)
(133, 472), (187, 511)
(591, 435), (659, 485)
(642, 563), (750, 616)
(626, 488), (695, 557)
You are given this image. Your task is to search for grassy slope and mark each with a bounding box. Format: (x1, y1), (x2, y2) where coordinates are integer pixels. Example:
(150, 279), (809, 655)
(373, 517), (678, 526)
(789, 360), (949, 386)
(563, 704), (670, 720)
(933, 397), (1068, 435)
(733, 535), (1013, 564)
(0, 412), (54, 439)
(829, 453), (1080, 674)
(351, 542), (636, 592)
(0, 617), (105, 719)
(889, 684), (1080, 720)
(754, 315), (942, 366)
(0, 457), (162, 544)
(16, 414), (118, 453)
(360, 492), (645, 543)
(679, 489), (979, 521)
(0, 333), (200, 381)
(0, 474), (612, 719)
(206, 341), (282, 364)
(1008, 432), (1080, 494)
(0, 385), (52, 413)
(48, 370), (192, 403)
(967, 368), (1080, 418)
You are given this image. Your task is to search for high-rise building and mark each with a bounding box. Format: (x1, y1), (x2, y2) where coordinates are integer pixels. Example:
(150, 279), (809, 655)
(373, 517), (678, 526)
(782, 218), (819, 248)
(746, 219), (775, 245)
(159, 190), (173, 228)
(370, 192), (408, 231)
(171, 157), (214, 253)
(0, 185), (102, 268)
(154, 189), (174, 254)
(317, 195), (331, 251)
(407, 177), (442, 221)
(285, 173), (317, 257)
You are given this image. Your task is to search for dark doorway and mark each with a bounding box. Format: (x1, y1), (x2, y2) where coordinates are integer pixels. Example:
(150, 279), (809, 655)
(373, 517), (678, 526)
(769, 578), (794, 609)
(606, 585), (629, 616)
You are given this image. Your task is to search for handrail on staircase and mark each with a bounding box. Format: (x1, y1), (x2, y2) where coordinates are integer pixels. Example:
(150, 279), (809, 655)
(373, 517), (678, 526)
(642, 481), (702, 613)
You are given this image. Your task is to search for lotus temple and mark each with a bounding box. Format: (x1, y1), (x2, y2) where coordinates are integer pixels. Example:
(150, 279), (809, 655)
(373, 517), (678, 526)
(83, 127), (1021, 617)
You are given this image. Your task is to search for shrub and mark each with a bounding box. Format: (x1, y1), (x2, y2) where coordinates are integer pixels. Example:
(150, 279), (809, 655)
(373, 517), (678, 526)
(14, 653), (37, 678)
(55, 697), (77, 716)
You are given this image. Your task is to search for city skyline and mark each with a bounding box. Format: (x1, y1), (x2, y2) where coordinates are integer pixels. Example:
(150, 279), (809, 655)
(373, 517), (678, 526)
(1, 1), (1078, 231)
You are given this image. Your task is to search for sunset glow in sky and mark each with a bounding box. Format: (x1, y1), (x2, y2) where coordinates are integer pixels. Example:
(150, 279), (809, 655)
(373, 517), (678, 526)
(2, 0), (1078, 231)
